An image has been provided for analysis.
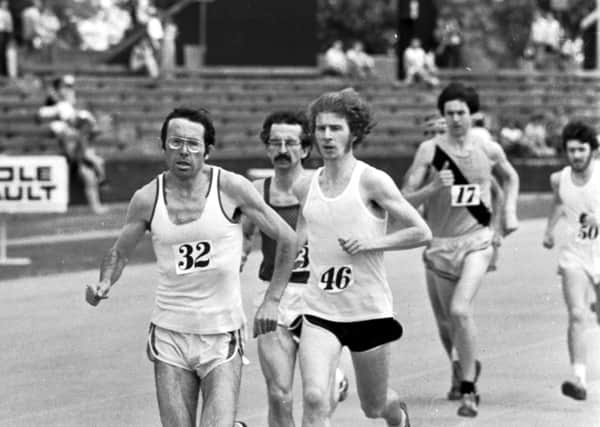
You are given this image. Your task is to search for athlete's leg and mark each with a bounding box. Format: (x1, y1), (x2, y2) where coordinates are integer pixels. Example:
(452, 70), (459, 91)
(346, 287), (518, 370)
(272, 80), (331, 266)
(258, 325), (298, 427)
(429, 271), (462, 399)
(450, 247), (493, 383)
(154, 360), (200, 427)
(199, 353), (243, 427)
(426, 269), (454, 359)
(351, 344), (408, 427)
(592, 283), (600, 324)
(561, 267), (590, 380)
(299, 320), (343, 427)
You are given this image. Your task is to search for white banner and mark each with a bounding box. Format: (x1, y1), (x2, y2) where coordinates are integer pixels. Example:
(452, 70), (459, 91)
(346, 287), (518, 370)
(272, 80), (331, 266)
(0, 156), (69, 213)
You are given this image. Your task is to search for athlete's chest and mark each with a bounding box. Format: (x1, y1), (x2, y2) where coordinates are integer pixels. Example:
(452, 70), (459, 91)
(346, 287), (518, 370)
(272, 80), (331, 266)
(164, 194), (208, 225)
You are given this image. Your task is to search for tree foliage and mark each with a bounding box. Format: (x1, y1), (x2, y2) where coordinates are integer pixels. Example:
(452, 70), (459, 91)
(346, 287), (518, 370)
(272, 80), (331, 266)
(316, 0), (396, 54)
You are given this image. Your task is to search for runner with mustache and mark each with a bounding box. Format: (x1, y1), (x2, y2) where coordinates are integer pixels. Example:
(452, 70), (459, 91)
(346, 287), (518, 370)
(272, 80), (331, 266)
(241, 111), (348, 427)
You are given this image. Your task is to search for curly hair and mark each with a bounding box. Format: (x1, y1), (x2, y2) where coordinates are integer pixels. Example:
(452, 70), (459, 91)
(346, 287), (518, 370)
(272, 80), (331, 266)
(561, 121), (598, 151)
(307, 88), (375, 146)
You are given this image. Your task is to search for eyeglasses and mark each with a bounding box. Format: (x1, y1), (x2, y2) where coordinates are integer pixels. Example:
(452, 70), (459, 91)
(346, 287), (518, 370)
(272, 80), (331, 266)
(267, 139), (302, 149)
(166, 137), (204, 153)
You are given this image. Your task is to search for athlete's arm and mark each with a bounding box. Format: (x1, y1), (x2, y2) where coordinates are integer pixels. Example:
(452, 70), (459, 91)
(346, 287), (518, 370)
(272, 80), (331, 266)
(225, 172), (296, 337)
(402, 141), (453, 207)
(339, 168), (432, 255)
(543, 172), (563, 249)
(490, 176), (505, 246)
(488, 140), (520, 235)
(86, 186), (152, 305)
(291, 173), (312, 256)
(239, 180), (263, 272)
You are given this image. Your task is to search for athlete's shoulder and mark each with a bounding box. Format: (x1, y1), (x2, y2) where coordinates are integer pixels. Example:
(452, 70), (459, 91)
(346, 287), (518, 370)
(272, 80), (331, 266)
(218, 167), (251, 192)
(128, 176), (160, 222)
(360, 162), (395, 192)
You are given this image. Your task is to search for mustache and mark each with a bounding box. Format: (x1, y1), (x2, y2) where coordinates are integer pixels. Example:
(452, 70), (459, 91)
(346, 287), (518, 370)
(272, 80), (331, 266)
(274, 154), (291, 162)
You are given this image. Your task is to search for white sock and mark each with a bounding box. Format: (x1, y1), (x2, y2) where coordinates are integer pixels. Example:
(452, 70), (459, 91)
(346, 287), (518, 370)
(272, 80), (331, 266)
(573, 363), (587, 387)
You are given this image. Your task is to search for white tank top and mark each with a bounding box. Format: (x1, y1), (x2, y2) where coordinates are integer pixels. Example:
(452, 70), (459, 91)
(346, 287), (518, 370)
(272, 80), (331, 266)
(149, 167), (245, 334)
(558, 161), (600, 252)
(302, 161), (393, 321)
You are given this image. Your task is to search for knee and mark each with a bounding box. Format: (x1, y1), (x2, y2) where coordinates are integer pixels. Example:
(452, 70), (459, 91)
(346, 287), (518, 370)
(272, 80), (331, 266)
(303, 386), (330, 416)
(450, 302), (471, 322)
(267, 382), (294, 411)
(360, 401), (386, 419)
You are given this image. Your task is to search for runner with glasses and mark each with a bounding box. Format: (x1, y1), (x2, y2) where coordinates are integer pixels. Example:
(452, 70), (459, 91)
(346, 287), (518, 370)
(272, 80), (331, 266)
(85, 107), (297, 427)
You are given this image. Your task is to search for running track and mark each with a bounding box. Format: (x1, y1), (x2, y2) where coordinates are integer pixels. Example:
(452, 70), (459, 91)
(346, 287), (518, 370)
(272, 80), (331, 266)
(1, 215), (599, 426)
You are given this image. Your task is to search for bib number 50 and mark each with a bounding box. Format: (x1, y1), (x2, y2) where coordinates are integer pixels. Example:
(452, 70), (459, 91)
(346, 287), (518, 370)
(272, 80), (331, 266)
(318, 265), (353, 293)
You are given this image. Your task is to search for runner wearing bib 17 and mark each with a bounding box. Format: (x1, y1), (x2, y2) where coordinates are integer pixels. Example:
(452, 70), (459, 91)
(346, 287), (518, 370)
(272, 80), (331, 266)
(402, 83), (520, 417)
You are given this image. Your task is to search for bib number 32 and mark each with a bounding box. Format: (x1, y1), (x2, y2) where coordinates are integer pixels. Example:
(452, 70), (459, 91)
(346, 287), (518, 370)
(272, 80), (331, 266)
(173, 240), (212, 275)
(318, 265), (353, 293)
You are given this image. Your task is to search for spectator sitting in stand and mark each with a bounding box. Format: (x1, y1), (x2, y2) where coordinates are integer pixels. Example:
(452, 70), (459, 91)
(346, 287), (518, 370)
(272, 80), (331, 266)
(346, 40), (375, 79)
(522, 112), (556, 157)
(499, 118), (525, 156)
(37, 75), (108, 214)
(322, 40), (348, 76)
(403, 37), (439, 87)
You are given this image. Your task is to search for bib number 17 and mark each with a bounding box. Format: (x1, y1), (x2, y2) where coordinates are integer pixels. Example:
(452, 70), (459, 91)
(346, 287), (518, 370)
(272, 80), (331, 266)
(318, 265), (353, 293)
(451, 184), (481, 207)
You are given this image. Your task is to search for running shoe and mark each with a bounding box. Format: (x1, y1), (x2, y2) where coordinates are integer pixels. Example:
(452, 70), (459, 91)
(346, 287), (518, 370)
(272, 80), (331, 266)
(448, 360), (482, 401)
(457, 392), (480, 417)
(561, 380), (587, 401)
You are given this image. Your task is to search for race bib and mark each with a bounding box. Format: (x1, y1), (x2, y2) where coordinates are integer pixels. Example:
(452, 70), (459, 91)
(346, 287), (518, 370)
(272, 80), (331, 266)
(172, 240), (212, 275)
(292, 244), (309, 273)
(317, 265), (353, 293)
(577, 224), (599, 241)
(451, 184), (481, 207)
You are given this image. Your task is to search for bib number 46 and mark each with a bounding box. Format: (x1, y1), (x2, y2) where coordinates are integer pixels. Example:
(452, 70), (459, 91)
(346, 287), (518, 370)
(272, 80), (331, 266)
(318, 265), (353, 293)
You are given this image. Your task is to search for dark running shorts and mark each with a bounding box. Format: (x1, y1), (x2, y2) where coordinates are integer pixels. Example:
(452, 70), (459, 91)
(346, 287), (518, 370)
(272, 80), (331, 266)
(303, 315), (403, 352)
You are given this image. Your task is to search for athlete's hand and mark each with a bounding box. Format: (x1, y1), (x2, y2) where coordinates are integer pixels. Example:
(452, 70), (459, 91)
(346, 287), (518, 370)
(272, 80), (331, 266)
(502, 210), (519, 236)
(85, 281), (110, 306)
(431, 161), (455, 191)
(542, 233), (554, 249)
(253, 298), (279, 337)
(338, 237), (370, 255)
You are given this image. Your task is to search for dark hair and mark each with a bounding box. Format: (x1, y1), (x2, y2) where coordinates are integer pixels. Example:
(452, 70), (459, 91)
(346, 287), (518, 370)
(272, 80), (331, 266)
(160, 107), (216, 152)
(307, 88), (375, 146)
(437, 82), (480, 115)
(260, 110), (312, 151)
(561, 121), (598, 151)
